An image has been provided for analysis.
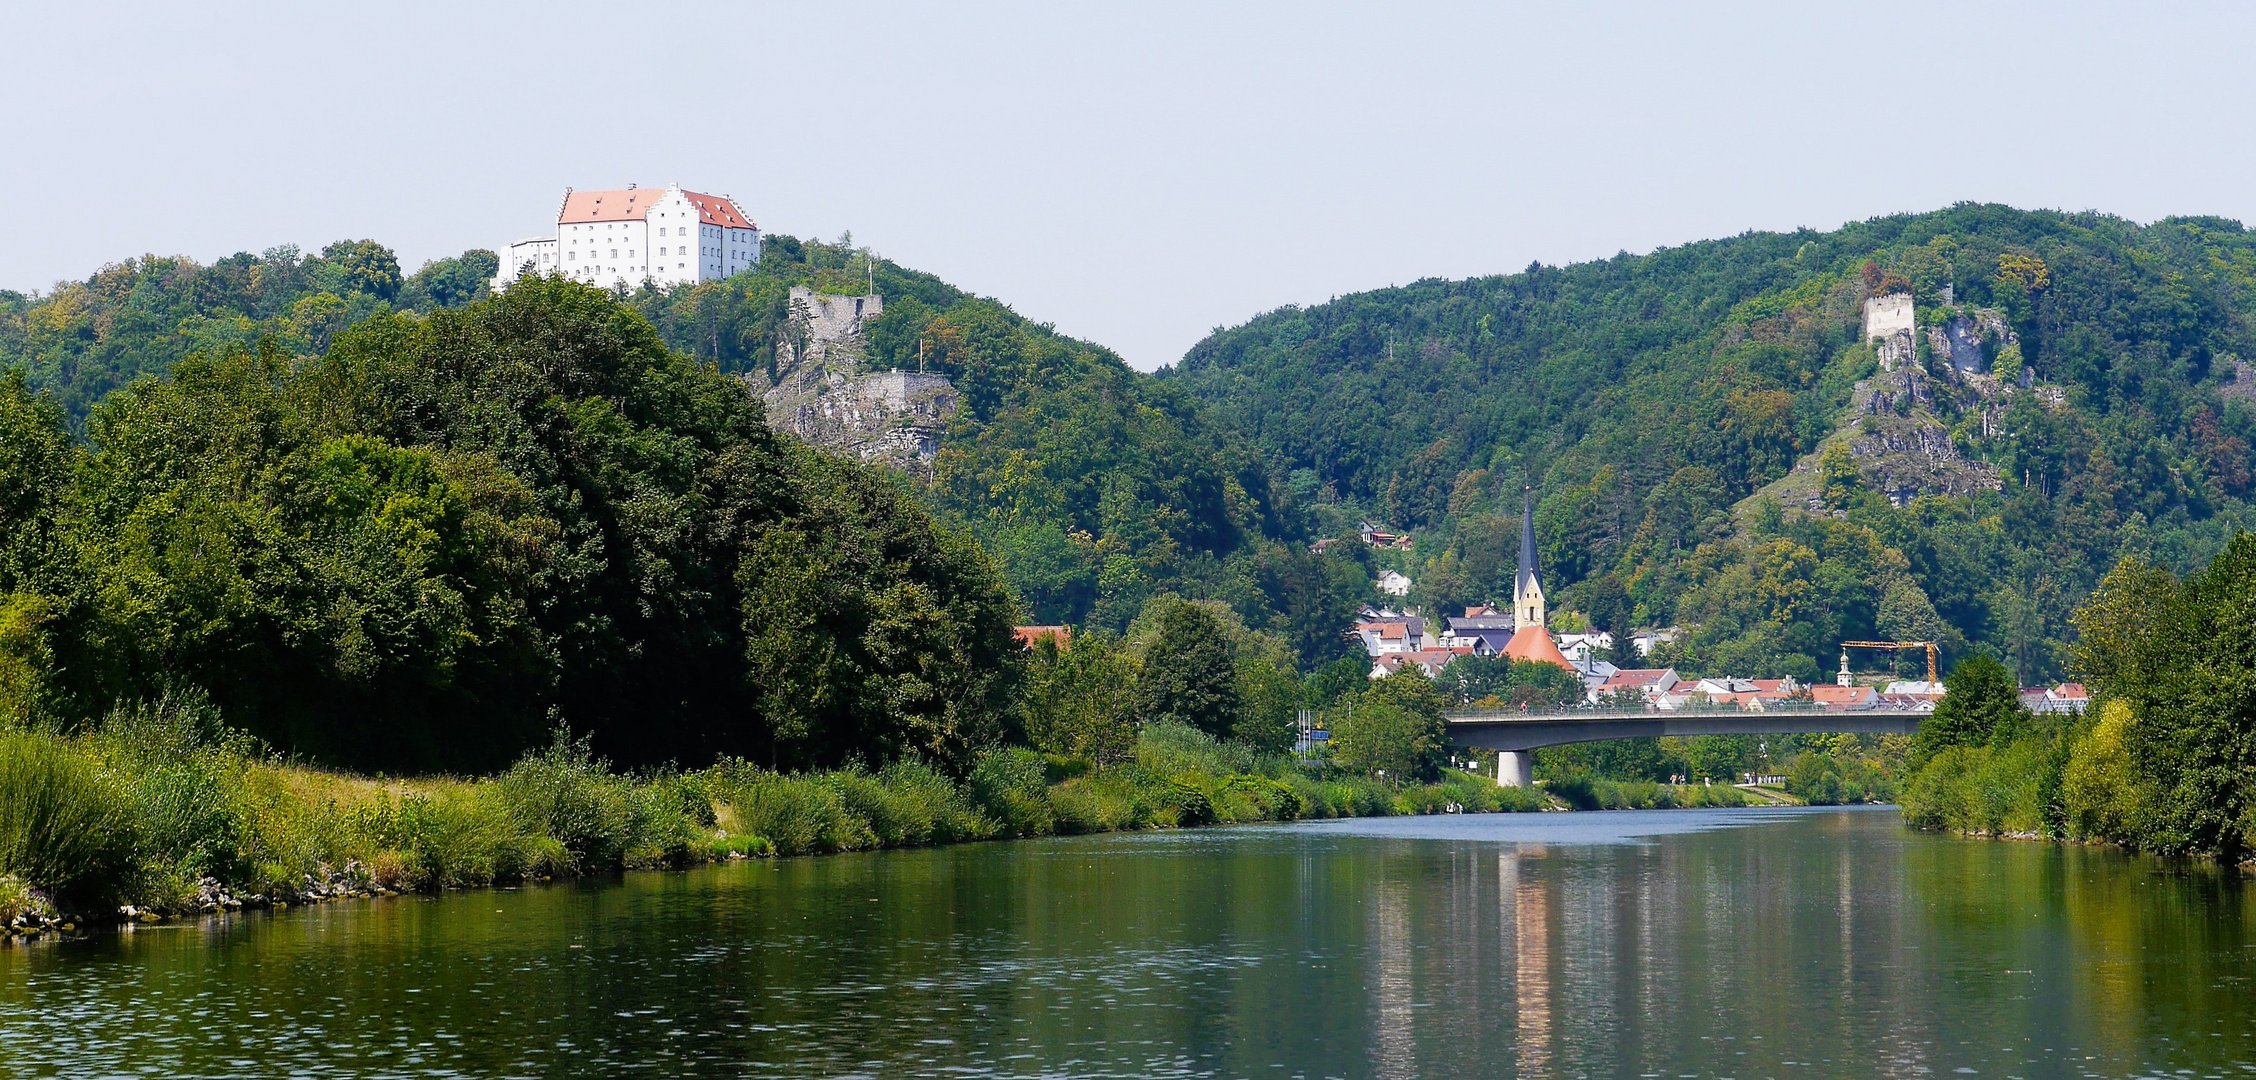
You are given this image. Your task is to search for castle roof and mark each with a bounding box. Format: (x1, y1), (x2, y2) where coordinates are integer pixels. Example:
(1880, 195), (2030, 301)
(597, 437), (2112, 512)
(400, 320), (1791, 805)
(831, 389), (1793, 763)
(1501, 625), (1573, 670)
(557, 186), (756, 230)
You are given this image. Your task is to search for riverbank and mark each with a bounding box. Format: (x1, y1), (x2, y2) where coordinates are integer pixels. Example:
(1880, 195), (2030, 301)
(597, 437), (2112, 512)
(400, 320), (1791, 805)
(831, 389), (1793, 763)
(0, 708), (1786, 937)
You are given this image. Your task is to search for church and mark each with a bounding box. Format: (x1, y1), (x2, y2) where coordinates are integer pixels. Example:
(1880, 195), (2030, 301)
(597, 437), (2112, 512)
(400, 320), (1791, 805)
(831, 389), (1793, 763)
(1500, 494), (1575, 671)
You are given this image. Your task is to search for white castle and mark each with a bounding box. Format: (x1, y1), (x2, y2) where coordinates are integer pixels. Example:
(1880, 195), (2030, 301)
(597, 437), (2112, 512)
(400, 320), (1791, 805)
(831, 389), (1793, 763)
(492, 183), (760, 291)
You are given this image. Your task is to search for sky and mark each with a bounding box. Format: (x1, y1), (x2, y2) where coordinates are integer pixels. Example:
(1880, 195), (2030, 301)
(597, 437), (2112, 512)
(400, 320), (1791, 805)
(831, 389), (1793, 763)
(6, 2), (2255, 371)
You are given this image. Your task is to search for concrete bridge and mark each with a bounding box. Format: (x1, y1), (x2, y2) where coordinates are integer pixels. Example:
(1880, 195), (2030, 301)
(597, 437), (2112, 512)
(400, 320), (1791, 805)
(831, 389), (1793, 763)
(1446, 704), (1926, 786)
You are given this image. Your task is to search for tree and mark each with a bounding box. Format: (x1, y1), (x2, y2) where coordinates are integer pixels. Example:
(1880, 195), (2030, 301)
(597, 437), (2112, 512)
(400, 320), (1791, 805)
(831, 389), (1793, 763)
(1023, 633), (1139, 767)
(314, 240), (403, 302)
(1912, 652), (2024, 764)
(1134, 598), (1242, 738)
(1330, 669), (1449, 781)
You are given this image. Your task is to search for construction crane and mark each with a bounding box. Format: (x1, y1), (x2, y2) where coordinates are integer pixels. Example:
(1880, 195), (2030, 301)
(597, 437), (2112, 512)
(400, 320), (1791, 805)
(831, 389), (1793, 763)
(1840, 640), (1939, 685)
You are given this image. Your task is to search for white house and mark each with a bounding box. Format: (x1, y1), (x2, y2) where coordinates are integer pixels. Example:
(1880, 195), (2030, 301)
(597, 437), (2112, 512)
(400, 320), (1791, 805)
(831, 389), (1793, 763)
(1557, 631), (1614, 662)
(494, 183), (759, 291)
(1376, 570), (1412, 597)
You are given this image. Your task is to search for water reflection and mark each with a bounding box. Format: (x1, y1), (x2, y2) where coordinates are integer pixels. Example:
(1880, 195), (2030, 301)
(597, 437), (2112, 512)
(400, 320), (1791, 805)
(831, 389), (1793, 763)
(0, 808), (2250, 1078)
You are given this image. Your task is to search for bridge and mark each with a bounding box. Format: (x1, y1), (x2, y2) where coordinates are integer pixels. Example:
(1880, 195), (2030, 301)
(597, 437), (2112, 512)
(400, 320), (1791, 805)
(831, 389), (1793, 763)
(1446, 703), (1927, 786)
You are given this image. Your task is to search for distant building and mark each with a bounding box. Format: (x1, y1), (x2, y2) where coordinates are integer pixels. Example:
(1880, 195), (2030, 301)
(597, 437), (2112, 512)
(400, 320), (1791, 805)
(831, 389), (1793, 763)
(1629, 627), (1682, 658)
(1013, 625), (1071, 652)
(494, 183), (760, 291)
(2021, 682), (2090, 714)
(1557, 631), (1614, 662)
(1812, 684), (1879, 710)
(1596, 668), (1681, 704)
(1377, 569), (1413, 597)
(1499, 496), (1574, 672)
(1443, 608), (1516, 655)
(1882, 680), (1947, 699)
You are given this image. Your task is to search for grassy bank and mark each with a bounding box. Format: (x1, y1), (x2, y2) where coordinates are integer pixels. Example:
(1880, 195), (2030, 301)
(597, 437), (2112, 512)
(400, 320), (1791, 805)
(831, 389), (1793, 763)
(0, 703), (1566, 929)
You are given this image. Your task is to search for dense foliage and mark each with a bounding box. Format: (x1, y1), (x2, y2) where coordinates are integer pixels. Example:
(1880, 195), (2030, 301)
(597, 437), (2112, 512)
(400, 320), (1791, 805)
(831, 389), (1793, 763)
(625, 237), (1372, 652)
(0, 243), (499, 422)
(1903, 540), (2256, 861)
(0, 278), (1021, 774)
(1173, 205), (2256, 685)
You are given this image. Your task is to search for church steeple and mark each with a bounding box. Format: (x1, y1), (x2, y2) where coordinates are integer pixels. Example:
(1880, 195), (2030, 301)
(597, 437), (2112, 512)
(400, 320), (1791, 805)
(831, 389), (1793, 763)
(1513, 490), (1545, 629)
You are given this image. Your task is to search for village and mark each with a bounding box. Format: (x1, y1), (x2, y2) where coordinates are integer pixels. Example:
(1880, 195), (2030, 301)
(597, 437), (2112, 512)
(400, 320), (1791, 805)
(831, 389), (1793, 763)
(1343, 503), (2090, 719)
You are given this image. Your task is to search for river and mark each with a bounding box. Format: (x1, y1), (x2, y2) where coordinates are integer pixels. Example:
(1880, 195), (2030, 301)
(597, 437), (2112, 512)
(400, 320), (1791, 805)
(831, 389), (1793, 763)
(2, 807), (2250, 1078)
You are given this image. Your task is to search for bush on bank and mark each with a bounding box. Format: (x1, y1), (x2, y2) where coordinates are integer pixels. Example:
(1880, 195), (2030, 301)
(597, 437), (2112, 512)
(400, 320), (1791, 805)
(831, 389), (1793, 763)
(1898, 538), (2256, 863)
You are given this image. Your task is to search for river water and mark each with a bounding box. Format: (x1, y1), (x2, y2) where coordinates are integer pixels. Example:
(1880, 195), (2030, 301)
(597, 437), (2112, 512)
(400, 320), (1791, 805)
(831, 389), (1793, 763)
(2, 807), (2251, 1079)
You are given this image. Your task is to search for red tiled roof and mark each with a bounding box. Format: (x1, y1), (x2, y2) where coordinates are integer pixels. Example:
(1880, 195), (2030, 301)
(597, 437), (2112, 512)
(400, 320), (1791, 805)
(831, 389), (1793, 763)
(1013, 625), (1070, 651)
(559, 188), (668, 223)
(2054, 683), (2089, 698)
(1501, 626), (1574, 670)
(1602, 669), (1674, 687)
(1811, 685), (1876, 707)
(556, 187), (757, 230)
(680, 190), (756, 230)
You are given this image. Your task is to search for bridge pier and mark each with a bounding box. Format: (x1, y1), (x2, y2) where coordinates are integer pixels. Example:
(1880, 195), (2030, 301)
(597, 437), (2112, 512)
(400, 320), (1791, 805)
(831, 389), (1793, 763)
(1496, 750), (1533, 788)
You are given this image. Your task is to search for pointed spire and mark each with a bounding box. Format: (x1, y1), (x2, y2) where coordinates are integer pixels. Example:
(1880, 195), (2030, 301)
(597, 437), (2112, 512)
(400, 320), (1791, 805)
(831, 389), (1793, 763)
(1517, 488), (1539, 597)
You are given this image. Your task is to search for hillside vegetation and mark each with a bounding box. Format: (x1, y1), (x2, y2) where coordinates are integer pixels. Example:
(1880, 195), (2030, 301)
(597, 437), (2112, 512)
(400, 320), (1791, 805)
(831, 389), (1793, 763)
(1172, 205), (2256, 685)
(0, 236), (1371, 667)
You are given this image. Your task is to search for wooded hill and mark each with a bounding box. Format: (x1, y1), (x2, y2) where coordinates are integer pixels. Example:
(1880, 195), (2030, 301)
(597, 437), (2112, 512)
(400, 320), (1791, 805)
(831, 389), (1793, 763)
(1169, 205), (2256, 685)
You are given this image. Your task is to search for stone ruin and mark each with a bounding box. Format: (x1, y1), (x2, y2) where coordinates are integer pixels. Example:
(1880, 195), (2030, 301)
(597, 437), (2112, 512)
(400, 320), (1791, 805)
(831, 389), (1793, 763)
(749, 286), (958, 471)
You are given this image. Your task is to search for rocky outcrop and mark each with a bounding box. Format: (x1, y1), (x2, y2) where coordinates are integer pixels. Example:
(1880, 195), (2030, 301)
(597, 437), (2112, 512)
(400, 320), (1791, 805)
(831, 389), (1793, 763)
(749, 287), (957, 471)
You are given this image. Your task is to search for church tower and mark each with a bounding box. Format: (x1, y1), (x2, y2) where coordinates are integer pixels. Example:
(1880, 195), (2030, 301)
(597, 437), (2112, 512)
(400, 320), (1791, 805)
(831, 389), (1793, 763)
(1513, 492), (1545, 630)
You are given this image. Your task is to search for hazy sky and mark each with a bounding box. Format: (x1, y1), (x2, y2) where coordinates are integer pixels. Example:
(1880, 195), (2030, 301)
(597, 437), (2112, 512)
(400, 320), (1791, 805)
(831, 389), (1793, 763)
(7, 3), (2254, 371)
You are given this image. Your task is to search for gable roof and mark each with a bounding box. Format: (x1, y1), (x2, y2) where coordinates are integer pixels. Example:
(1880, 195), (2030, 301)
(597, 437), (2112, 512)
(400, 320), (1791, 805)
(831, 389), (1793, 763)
(556, 186), (757, 229)
(680, 189), (756, 229)
(559, 187), (668, 223)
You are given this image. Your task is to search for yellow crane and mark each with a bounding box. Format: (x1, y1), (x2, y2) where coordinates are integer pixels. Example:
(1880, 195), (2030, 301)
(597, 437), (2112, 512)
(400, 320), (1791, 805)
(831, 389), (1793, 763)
(1840, 640), (1939, 685)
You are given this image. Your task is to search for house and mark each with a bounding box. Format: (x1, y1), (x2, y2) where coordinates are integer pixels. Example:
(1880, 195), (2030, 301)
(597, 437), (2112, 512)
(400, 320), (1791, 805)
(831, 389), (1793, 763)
(1353, 612), (1432, 656)
(1310, 538), (1342, 554)
(1569, 657), (1620, 699)
(1812, 684), (1879, 710)
(1443, 609), (1517, 655)
(1557, 631), (1615, 662)
(1013, 625), (1071, 652)
(1353, 621), (1416, 657)
(2027, 683), (2090, 714)
(1882, 680), (1947, 699)
(495, 183), (759, 291)
(1369, 647), (1473, 680)
(1629, 627), (1683, 658)
(1359, 523), (1414, 550)
(1876, 693), (1937, 713)
(1684, 676), (1803, 709)
(1595, 667), (1680, 704)
(1377, 570), (1413, 597)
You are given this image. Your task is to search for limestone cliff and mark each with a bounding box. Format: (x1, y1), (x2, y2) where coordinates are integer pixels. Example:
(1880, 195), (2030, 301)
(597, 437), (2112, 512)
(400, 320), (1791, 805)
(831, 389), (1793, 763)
(747, 286), (958, 472)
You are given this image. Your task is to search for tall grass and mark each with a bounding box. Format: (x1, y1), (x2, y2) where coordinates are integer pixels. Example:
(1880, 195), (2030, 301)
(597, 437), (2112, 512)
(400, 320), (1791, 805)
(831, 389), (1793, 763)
(0, 728), (133, 906)
(2, 709), (1743, 921)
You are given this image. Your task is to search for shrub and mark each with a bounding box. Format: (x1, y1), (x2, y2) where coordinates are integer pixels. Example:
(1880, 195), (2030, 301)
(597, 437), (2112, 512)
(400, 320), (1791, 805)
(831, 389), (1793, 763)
(708, 763), (875, 855)
(0, 729), (134, 905)
(969, 748), (1056, 836)
(496, 730), (652, 871)
(2063, 700), (2147, 842)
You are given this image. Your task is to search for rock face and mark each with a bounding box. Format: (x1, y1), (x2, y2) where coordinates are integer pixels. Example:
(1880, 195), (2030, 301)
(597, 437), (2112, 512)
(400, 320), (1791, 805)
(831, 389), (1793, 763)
(749, 287), (957, 471)
(1924, 308), (2015, 376)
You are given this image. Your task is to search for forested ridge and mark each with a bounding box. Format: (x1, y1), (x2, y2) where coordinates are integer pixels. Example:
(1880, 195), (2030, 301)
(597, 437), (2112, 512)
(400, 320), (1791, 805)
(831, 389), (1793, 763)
(1172, 204), (2256, 686)
(0, 237), (1390, 787)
